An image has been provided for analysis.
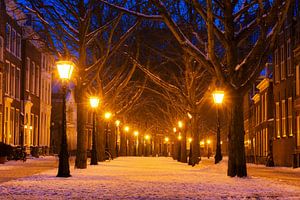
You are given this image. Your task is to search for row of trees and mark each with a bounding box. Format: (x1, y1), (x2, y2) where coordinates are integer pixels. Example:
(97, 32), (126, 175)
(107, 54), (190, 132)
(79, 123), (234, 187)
(17, 0), (292, 177)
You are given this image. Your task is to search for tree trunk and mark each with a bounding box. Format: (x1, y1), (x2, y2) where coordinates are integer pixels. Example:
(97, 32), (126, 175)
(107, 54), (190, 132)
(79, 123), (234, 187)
(120, 130), (126, 156)
(227, 91), (247, 177)
(180, 129), (187, 163)
(191, 114), (200, 165)
(75, 88), (87, 169)
(97, 121), (106, 162)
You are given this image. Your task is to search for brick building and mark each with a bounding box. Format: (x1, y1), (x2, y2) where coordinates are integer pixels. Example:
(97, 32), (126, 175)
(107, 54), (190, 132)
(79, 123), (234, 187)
(0, 0), (53, 153)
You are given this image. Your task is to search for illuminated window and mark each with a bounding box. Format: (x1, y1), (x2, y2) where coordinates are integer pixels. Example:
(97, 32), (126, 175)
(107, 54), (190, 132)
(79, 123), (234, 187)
(288, 97), (293, 136)
(282, 100), (286, 137)
(10, 64), (15, 97)
(276, 102), (281, 138)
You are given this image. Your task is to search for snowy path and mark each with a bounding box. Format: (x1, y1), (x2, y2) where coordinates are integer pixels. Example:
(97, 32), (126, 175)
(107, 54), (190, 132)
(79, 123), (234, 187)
(0, 157), (300, 199)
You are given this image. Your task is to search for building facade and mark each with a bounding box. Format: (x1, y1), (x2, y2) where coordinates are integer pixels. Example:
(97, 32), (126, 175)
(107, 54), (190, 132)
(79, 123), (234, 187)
(0, 1), (53, 153)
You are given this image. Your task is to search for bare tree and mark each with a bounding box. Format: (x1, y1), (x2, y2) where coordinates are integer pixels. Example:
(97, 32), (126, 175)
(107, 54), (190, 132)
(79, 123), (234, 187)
(18, 0), (142, 168)
(101, 0), (291, 177)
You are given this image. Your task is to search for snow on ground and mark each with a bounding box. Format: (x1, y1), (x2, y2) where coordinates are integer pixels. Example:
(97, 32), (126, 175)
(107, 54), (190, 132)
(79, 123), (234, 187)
(0, 157), (299, 200)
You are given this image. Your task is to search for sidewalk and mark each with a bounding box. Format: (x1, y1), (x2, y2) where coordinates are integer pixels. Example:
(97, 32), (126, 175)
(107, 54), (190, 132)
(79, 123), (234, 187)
(0, 156), (58, 183)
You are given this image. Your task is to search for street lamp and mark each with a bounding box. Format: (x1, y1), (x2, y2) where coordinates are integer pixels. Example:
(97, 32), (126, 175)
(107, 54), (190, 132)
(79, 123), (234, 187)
(134, 131), (139, 156)
(115, 120), (120, 157)
(104, 112), (112, 154)
(124, 126), (129, 156)
(188, 137), (193, 165)
(89, 96), (100, 165)
(56, 60), (74, 177)
(213, 90), (224, 164)
(178, 121), (183, 129)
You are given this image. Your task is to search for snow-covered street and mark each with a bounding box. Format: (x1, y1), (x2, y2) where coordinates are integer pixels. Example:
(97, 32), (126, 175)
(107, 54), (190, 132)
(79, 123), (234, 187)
(0, 157), (300, 199)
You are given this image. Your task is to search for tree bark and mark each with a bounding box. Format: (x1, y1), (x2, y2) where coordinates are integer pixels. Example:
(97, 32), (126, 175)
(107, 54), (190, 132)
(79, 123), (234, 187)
(227, 91), (247, 177)
(75, 88), (87, 169)
(180, 129), (187, 163)
(120, 130), (126, 156)
(191, 114), (200, 165)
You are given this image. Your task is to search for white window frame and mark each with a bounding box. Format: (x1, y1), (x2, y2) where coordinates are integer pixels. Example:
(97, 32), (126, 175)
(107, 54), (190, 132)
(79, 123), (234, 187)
(26, 57), (30, 91)
(280, 45), (286, 80)
(288, 97), (293, 136)
(10, 64), (15, 97)
(276, 102), (281, 138)
(5, 60), (10, 95)
(282, 100), (286, 137)
(16, 68), (20, 100)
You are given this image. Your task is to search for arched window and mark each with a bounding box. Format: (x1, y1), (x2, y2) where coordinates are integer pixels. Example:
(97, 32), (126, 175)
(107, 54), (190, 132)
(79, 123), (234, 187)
(0, 36), (3, 61)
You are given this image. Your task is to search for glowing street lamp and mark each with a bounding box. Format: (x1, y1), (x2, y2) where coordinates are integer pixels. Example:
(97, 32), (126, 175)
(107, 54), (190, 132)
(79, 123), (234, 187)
(213, 90), (224, 164)
(178, 121), (183, 129)
(178, 135), (182, 140)
(134, 131), (139, 137)
(124, 126), (130, 132)
(188, 137), (192, 143)
(56, 60), (74, 178)
(115, 120), (120, 157)
(104, 112), (112, 152)
(173, 127), (177, 133)
(164, 137), (169, 143)
(89, 96), (100, 165)
(134, 131), (139, 156)
(144, 134), (150, 140)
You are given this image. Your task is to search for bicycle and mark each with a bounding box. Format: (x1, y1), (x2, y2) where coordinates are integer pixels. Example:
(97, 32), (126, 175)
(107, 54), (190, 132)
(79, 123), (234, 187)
(105, 150), (112, 161)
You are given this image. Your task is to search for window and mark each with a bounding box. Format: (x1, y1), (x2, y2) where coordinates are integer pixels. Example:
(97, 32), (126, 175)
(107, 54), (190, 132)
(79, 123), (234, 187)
(30, 61), (35, 93)
(16, 68), (20, 99)
(36, 65), (40, 96)
(11, 29), (16, 55)
(5, 24), (11, 51)
(276, 102), (281, 138)
(288, 97), (293, 136)
(0, 73), (2, 104)
(26, 58), (30, 91)
(264, 93), (267, 121)
(297, 65), (300, 96)
(274, 49), (280, 83)
(10, 108), (14, 144)
(15, 109), (20, 145)
(297, 115), (300, 147)
(0, 36), (3, 61)
(282, 100), (286, 137)
(10, 64), (15, 97)
(5, 61), (10, 95)
(16, 34), (21, 58)
(287, 39), (292, 76)
(281, 45), (286, 80)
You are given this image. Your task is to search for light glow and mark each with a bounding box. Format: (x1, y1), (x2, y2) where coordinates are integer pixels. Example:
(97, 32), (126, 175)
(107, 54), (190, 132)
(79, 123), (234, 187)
(145, 134), (150, 140)
(164, 137), (169, 142)
(178, 121), (183, 128)
(178, 135), (182, 140)
(173, 127), (177, 133)
(124, 126), (130, 132)
(188, 137), (192, 143)
(213, 90), (224, 104)
(115, 120), (120, 127)
(134, 131), (139, 137)
(104, 112), (112, 120)
(56, 60), (74, 80)
(89, 97), (100, 108)
(207, 139), (211, 144)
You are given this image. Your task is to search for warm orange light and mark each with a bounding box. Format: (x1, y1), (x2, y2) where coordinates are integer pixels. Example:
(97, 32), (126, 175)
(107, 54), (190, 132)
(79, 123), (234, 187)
(104, 112), (112, 120)
(164, 137), (169, 142)
(220, 141), (223, 145)
(115, 120), (120, 127)
(124, 126), (130, 132)
(178, 121), (183, 128)
(134, 131), (139, 137)
(173, 127), (177, 133)
(89, 96), (100, 108)
(187, 112), (192, 119)
(144, 134), (150, 140)
(178, 135), (182, 140)
(200, 141), (205, 146)
(213, 90), (224, 104)
(188, 137), (192, 143)
(207, 139), (211, 144)
(56, 60), (74, 80)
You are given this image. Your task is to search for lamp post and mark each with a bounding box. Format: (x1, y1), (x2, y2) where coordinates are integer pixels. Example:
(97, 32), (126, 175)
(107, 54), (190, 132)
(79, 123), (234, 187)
(56, 60), (74, 177)
(213, 90), (224, 164)
(207, 139), (211, 159)
(144, 134), (150, 156)
(134, 131), (139, 156)
(104, 112), (112, 153)
(164, 137), (169, 156)
(124, 126), (129, 156)
(188, 137), (193, 165)
(89, 96), (100, 165)
(115, 120), (120, 157)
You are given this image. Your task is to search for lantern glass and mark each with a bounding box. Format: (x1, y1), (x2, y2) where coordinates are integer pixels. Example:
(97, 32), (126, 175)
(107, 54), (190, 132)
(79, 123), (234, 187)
(213, 90), (224, 104)
(56, 61), (74, 80)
